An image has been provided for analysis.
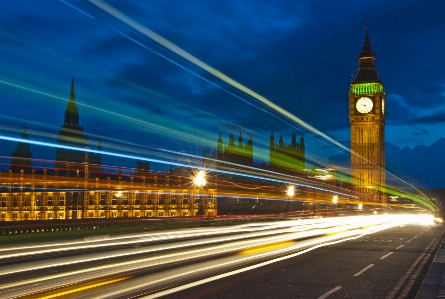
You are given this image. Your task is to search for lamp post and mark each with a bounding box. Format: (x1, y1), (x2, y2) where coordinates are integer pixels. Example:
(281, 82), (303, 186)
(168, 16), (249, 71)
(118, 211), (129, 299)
(193, 170), (206, 187)
(286, 185), (295, 197)
(193, 170), (206, 216)
(333, 195), (338, 213)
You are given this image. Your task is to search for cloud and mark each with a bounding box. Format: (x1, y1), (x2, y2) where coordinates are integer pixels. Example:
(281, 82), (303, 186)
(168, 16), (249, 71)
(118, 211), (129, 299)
(411, 129), (429, 136)
(408, 111), (445, 125)
(385, 94), (414, 124)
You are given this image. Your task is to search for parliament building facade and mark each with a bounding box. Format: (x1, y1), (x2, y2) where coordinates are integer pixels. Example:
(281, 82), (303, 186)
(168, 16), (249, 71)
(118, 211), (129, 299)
(1, 79), (217, 221)
(1, 78), (310, 221)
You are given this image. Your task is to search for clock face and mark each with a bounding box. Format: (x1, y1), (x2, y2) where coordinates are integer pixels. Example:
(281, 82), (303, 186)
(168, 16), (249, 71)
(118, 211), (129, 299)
(382, 98), (385, 115)
(356, 97), (373, 114)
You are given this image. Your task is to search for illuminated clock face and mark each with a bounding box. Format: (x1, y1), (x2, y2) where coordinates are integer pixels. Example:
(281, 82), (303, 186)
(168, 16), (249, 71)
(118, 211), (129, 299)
(382, 98), (385, 115)
(356, 97), (373, 113)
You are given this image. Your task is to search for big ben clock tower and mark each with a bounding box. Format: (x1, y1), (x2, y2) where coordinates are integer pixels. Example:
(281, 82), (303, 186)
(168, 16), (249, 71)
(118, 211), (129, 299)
(349, 24), (386, 204)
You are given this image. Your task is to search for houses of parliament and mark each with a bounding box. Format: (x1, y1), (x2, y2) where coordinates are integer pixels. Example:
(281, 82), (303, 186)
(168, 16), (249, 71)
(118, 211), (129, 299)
(0, 79), (307, 221)
(0, 25), (390, 222)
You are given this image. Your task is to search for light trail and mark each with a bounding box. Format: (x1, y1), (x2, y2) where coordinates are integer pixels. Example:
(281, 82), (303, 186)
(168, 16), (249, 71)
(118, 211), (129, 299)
(0, 135), (359, 199)
(84, 0), (437, 211)
(65, 219), (418, 299)
(88, 0), (350, 154)
(0, 214), (430, 298)
(61, 0), (95, 19)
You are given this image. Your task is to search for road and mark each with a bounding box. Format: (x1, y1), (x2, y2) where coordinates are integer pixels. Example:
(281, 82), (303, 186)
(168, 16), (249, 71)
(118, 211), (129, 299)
(0, 214), (442, 299)
(164, 224), (443, 299)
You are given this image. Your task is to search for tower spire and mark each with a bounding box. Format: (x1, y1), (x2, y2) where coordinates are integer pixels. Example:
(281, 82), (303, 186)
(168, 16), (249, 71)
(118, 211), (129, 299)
(65, 78), (79, 126)
(352, 21), (379, 84)
(359, 20), (374, 58)
(70, 77), (75, 100)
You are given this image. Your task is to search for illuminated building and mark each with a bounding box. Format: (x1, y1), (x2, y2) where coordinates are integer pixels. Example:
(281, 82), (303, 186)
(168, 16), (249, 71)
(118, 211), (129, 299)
(55, 78), (102, 175)
(214, 132), (254, 167)
(0, 169), (217, 221)
(269, 131), (305, 173)
(0, 80), (216, 221)
(349, 24), (386, 204)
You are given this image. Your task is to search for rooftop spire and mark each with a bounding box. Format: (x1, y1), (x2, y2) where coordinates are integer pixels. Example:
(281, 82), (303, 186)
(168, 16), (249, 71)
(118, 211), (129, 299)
(359, 20), (374, 58)
(352, 21), (380, 84)
(70, 76), (75, 100)
(21, 126), (28, 139)
(65, 78), (80, 126)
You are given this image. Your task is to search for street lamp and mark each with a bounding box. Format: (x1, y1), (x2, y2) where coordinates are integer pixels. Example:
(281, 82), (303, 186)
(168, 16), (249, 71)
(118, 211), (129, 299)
(332, 195), (338, 213)
(286, 185), (295, 197)
(193, 170), (206, 187)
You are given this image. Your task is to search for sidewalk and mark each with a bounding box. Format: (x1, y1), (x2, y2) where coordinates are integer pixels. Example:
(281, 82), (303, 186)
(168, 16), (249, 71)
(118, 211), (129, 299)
(416, 229), (445, 298)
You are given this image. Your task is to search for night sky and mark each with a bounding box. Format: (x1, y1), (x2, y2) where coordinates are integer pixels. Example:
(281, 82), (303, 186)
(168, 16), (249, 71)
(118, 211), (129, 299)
(1, 0), (444, 175)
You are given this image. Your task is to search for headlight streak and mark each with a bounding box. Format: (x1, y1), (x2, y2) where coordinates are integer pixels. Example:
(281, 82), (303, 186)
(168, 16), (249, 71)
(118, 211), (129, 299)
(37, 276), (131, 299)
(0, 220), (350, 296)
(0, 214), (428, 299)
(139, 222), (402, 299)
(0, 222), (295, 258)
(0, 219), (340, 277)
(73, 221), (410, 299)
(0, 135), (358, 199)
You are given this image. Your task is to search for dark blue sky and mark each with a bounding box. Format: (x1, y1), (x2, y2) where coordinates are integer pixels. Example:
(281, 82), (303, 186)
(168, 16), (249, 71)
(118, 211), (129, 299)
(1, 0), (444, 174)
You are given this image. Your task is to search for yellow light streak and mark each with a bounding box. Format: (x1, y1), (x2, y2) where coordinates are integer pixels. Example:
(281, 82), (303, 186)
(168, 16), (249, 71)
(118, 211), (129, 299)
(325, 229), (349, 236)
(38, 276), (131, 299)
(240, 241), (295, 254)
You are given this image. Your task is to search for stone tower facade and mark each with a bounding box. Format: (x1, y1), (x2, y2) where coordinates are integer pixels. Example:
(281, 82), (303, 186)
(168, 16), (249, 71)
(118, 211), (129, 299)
(349, 25), (386, 204)
(55, 78), (101, 175)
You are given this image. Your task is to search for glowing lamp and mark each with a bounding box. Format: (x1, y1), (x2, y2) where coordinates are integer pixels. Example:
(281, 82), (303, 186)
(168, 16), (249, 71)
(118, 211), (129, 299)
(193, 170), (206, 187)
(287, 185), (295, 197)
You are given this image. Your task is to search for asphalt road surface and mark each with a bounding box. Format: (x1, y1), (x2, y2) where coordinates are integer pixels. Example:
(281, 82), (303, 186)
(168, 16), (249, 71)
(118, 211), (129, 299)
(163, 224), (443, 299)
(0, 215), (443, 299)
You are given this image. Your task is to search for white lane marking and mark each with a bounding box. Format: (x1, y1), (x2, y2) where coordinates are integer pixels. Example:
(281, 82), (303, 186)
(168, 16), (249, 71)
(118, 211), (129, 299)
(400, 238), (403, 240)
(414, 235), (418, 239)
(388, 240), (393, 242)
(396, 245), (404, 249)
(407, 239), (413, 243)
(380, 252), (394, 260)
(318, 286), (342, 299)
(353, 264), (374, 276)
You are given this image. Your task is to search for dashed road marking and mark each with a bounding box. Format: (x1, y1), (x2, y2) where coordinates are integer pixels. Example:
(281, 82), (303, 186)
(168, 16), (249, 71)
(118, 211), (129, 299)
(380, 252), (394, 260)
(396, 245), (404, 250)
(407, 239), (412, 243)
(354, 264), (374, 277)
(318, 286), (342, 299)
